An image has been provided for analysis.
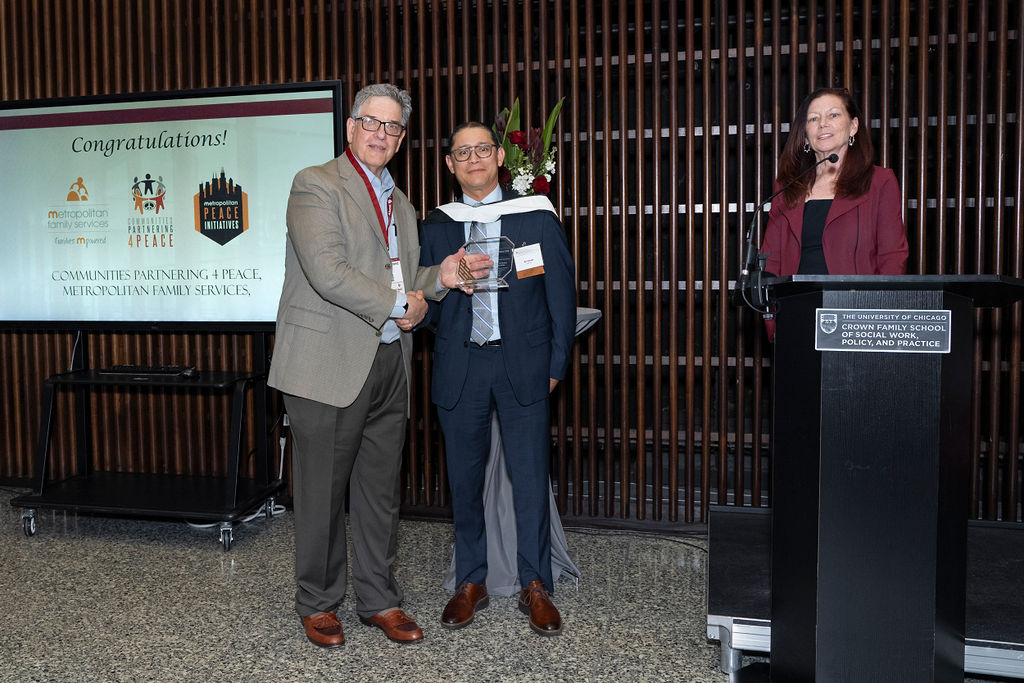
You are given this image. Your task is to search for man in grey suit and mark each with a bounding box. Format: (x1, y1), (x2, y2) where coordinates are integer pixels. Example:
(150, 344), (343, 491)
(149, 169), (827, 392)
(268, 84), (489, 648)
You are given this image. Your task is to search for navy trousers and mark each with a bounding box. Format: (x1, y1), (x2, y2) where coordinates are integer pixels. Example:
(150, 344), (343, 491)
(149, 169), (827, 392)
(437, 343), (554, 592)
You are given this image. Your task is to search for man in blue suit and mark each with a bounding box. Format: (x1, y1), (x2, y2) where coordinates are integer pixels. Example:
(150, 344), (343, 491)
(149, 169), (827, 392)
(420, 121), (577, 637)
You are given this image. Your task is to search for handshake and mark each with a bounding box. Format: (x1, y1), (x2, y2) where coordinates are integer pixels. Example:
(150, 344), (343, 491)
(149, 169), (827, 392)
(396, 248), (492, 331)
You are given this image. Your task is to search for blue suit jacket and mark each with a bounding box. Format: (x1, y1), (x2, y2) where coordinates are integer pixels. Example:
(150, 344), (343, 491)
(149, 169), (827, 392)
(419, 198), (577, 410)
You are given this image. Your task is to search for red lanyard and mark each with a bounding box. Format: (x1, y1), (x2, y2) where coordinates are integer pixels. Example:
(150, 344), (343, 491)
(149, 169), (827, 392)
(346, 147), (394, 247)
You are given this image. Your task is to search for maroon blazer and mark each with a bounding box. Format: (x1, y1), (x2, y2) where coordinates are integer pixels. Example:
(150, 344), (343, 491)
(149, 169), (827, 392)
(760, 165), (908, 278)
(759, 165), (909, 340)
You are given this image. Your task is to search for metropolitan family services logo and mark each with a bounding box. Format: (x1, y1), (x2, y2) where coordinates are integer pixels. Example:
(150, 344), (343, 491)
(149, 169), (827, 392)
(128, 171), (174, 247)
(194, 169), (249, 246)
(46, 176), (110, 247)
(67, 177), (89, 201)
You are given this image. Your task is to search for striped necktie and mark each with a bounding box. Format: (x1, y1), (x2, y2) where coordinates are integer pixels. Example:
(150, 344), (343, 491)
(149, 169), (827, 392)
(469, 220), (494, 345)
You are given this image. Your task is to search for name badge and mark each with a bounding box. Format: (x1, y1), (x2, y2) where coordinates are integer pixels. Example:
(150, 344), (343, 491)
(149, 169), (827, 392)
(513, 243), (545, 278)
(391, 257), (405, 293)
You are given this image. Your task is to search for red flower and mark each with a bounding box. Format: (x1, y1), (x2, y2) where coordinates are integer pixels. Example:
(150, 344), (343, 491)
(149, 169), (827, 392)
(528, 127), (544, 159)
(494, 112), (508, 137)
(532, 176), (550, 194)
(498, 167), (512, 185)
(509, 130), (528, 149)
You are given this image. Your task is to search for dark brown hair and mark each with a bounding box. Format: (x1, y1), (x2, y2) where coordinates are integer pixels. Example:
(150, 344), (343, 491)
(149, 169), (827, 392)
(777, 87), (874, 208)
(447, 121), (501, 152)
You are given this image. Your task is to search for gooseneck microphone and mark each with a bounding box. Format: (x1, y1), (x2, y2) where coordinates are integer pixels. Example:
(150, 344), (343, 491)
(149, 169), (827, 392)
(738, 153), (839, 314)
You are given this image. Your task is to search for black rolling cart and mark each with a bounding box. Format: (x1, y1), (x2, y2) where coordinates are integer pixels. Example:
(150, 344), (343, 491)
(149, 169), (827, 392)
(11, 335), (282, 551)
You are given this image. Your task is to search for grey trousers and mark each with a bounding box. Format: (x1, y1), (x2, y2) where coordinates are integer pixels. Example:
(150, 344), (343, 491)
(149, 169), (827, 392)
(284, 341), (407, 619)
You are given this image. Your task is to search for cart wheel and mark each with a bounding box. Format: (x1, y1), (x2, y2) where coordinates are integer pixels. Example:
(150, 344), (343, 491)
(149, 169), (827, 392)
(219, 523), (233, 551)
(22, 513), (37, 537)
(265, 497), (276, 519)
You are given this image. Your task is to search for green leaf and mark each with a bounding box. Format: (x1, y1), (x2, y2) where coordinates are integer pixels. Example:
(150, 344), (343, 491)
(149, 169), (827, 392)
(506, 98), (521, 136)
(493, 105), (512, 145)
(540, 97), (565, 152)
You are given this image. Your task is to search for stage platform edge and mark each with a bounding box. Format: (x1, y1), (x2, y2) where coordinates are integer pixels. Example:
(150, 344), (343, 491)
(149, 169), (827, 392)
(707, 506), (1024, 679)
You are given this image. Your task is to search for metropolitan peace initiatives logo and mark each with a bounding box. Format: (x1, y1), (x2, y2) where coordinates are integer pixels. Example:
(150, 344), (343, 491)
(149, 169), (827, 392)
(194, 169), (249, 246)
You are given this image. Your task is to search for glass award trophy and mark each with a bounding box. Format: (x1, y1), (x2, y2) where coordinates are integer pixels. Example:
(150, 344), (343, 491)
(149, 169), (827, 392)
(457, 235), (514, 290)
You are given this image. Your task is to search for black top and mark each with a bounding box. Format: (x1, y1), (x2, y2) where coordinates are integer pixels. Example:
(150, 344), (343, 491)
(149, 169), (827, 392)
(797, 199), (833, 275)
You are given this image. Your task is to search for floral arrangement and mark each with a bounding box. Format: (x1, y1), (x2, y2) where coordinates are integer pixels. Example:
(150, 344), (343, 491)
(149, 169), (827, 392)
(493, 97), (565, 196)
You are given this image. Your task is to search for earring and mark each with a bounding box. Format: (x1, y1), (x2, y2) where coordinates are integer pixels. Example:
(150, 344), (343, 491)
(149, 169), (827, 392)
(849, 135), (855, 146)
(803, 142), (811, 154)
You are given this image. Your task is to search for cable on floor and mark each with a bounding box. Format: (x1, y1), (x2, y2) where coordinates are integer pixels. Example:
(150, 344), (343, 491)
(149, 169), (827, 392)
(562, 525), (709, 555)
(185, 429), (289, 530)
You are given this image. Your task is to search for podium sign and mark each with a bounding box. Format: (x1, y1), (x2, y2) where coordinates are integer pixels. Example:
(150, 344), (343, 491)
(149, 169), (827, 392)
(814, 308), (952, 353)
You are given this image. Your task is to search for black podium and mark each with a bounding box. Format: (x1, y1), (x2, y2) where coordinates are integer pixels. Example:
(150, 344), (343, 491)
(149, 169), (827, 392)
(764, 275), (1024, 682)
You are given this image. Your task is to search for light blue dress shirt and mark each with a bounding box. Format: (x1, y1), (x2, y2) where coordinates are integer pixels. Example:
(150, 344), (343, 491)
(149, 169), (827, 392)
(352, 156), (406, 344)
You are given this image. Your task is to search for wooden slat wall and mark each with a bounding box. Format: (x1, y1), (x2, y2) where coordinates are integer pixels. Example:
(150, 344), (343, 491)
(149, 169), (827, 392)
(1, 1), (1022, 528)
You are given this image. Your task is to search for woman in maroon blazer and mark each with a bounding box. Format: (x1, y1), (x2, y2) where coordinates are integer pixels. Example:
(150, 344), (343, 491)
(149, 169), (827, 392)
(759, 87), (909, 339)
(761, 88), (908, 278)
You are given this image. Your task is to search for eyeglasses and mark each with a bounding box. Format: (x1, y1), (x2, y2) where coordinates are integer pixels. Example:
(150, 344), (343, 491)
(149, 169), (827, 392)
(353, 115), (405, 137)
(450, 144), (496, 162)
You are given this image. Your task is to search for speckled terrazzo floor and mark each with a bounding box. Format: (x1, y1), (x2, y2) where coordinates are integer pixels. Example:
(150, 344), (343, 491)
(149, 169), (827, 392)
(0, 487), (732, 683)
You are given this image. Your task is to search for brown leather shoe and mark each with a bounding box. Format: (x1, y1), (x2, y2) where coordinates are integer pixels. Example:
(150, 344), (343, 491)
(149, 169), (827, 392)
(518, 580), (562, 636)
(301, 612), (344, 648)
(359, 608), (424, 643)
(441, 581), (490, 629)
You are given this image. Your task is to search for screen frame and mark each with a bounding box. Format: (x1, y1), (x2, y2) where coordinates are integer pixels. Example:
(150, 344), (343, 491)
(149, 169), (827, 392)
(0, 80), (344, 333)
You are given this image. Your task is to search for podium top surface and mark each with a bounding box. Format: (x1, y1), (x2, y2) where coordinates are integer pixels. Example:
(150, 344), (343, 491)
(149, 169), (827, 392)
(764, 274), (1024, 308)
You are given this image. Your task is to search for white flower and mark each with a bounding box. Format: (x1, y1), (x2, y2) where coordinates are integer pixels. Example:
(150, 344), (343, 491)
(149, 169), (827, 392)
(512, 173), (533, 195)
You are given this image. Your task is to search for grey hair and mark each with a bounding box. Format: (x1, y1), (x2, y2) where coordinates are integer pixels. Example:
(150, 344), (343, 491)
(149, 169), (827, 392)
(350, 83), (413, 127)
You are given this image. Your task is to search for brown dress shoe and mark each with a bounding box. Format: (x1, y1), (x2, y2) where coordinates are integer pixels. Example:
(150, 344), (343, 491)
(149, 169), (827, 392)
(518, 580), (562, 636)
(358, 608), (424, 643)
(301, 612), (344, 648)
(441, 581), (490, 629)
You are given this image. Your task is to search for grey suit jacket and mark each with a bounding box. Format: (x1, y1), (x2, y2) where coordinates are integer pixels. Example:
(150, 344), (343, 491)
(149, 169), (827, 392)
(268, 151), (444, 409)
